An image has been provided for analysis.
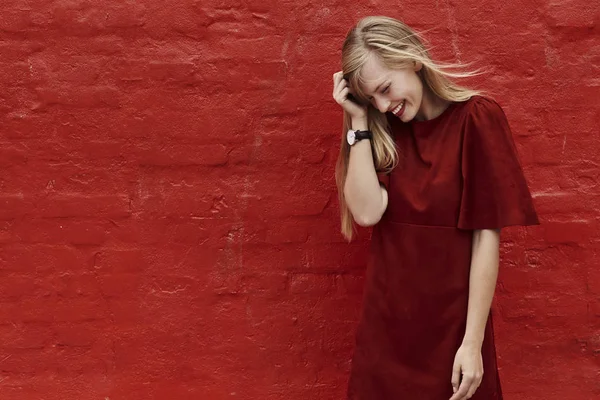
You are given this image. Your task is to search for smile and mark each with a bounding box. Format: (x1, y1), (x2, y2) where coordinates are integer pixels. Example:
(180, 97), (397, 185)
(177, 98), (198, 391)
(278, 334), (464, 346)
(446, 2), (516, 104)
(391, 101), (405, 116)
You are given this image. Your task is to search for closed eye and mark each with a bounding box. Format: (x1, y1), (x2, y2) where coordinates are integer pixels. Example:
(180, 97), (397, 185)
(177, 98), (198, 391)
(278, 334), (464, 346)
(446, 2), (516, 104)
(368, 85), (390, 100)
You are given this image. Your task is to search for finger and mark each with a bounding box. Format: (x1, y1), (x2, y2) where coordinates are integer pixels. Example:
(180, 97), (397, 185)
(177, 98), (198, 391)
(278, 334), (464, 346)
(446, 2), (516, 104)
(465, 383), (478, 399)
(465, 376), (482, 398)
(334, 87), (349, 104)
(333, 81), (349, 100)
(332, 71), (343, 85)
(335, 76), (348, 94)
(451, 364), (461, 393)
(332, 75), (347, 97)
(336, 71), (351, 87)
(449, 377), (472, 400)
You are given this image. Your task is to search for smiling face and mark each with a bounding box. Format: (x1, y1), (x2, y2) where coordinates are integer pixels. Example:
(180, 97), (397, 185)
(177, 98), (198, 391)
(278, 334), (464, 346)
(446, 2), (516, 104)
(356, 54), (424, 123)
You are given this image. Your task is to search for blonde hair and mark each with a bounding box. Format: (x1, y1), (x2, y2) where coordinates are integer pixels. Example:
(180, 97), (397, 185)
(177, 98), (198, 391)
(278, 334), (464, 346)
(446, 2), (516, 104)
(335, 16), (485, 241)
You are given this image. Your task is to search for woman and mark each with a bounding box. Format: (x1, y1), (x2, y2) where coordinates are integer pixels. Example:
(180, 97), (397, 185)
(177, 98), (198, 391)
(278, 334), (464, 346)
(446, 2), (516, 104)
(332, 16), (539, 400)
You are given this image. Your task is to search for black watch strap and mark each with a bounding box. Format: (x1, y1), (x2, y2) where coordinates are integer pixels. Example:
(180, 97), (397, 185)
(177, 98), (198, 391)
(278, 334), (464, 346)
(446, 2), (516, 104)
(354, 130), (373, 142)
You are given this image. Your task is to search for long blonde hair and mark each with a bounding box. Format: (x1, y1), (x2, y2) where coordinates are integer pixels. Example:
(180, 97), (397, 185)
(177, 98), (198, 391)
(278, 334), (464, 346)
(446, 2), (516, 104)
(335, 16), (484, 241)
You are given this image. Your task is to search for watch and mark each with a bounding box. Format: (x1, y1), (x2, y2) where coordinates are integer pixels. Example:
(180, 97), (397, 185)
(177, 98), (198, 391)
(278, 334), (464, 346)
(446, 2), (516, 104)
(347, 129), (372, 146)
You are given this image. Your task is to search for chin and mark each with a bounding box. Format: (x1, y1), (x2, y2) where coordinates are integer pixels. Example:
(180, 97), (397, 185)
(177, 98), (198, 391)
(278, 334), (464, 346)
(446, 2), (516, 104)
(394, 107), (412, 123)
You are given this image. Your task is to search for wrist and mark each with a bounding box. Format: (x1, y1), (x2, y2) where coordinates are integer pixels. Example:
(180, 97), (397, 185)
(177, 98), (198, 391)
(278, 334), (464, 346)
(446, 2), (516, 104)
(461, 337), (483, 349)
(351, 117), (368, 131)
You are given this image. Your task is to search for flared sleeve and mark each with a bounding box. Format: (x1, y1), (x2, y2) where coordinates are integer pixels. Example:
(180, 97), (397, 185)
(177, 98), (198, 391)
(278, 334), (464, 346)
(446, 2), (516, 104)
(457, 97), (540, 230)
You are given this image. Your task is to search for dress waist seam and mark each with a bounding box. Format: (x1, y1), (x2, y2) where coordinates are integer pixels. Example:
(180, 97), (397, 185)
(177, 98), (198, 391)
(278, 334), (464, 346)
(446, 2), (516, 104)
(382, 219), (459, 229)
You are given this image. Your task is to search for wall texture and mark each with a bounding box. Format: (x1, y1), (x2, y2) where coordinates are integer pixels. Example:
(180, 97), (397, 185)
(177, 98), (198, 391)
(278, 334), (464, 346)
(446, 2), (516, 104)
(0, 0), (598, 399)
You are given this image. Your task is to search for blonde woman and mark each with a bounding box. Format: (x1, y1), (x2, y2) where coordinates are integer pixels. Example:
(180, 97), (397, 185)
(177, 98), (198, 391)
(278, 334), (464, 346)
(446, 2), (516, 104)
(332, 16), (539, 400)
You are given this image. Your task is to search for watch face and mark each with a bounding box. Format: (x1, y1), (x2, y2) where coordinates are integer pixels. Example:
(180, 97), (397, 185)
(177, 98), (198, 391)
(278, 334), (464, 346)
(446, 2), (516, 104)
(347, 130), (356, 145)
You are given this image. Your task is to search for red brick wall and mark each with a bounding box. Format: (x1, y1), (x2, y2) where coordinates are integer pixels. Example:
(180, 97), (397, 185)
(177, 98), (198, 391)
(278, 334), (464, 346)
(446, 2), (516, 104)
(0, 1), (597, 399)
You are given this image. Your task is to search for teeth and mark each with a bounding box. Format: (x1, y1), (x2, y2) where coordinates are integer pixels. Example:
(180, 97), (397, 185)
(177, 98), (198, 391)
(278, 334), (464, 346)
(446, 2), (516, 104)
(392, 101), (405, 114)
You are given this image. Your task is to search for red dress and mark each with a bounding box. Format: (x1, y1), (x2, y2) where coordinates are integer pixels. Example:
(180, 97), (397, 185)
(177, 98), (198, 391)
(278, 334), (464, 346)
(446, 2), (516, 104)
(347, 96), (540, 399)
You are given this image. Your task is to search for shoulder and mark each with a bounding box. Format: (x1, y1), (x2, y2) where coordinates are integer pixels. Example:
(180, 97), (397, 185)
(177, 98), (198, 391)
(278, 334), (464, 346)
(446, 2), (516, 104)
(460, 95), (508, 123)
(459, 95), (517, 152)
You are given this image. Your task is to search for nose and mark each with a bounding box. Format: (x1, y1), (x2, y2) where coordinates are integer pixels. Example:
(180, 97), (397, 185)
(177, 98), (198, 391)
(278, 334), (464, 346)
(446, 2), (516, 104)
(374, 97), (390, 113)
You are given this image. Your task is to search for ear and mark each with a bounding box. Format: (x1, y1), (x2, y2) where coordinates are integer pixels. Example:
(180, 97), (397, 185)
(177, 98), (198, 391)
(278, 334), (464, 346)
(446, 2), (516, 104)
(414, 61), (423, 72)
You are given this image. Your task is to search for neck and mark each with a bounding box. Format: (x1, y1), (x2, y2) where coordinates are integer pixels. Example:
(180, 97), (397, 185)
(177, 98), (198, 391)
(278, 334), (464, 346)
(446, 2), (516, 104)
(415, 87), (450, 121)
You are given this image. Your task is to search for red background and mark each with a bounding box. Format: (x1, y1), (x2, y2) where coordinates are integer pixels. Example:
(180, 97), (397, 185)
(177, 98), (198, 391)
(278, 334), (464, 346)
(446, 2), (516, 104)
(1, 0), (598, 399)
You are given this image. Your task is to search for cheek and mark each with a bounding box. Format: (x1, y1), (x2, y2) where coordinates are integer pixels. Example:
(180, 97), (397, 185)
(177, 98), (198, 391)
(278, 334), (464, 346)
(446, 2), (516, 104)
(393, 77), (420, 100)
(411, 75), (424, 97)
(401, 80), (421, 107)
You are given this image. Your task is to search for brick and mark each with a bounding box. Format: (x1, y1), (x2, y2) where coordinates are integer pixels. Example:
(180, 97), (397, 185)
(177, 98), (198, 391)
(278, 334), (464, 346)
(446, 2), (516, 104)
(142, 246), (219, 277)
(142, 0), (211, 38)
(101, 2), (146, 29)
(500, 267), (586, 295)
(497, 293), (588, 325)
(37, 194), (131, 218)
(147, 61), (198, 84)
(289, 273), (335, 294)
(52, 273), (99, 299)
(92, 248), (145, 274)
(541, 220), (596, 245)
(13, 219), (109, 246)
(228, 136), (328, 166)
(50, 1), (109, 37)
(54, 322), (101, 347)
(135, 144), (228, 166)
(0, 142), (29, 167)
(532, 192), (598, 216)
(0, 221), (15, 243)
(239, 272), (288, 297)
(0, 244), (88, 273)
(0, 275), (38, 300)
(586, 255), (600, 295)
(2, 113), (50, 139)
(0, 193), (34, 220)
(0, 62), (31, 87)
(0, 348), (54, 374)
(519, 134), (565, 166)
(0, 322), (51, 349)
(53, 297), (109, 322)
(0, 39), (46, 64)
(546, 0), (596, 29)
(0, 86), (38, 115)
(243, 191), (331, 218)
(212, 35), (288, 61)
(0, 9), (34, 33)
(198, 59), (287, 94)
(35, 85), (121, 109)
(263, 220), (310, 244)
(335, 273), (366, 296)
(170, 220), (211, 244)
(0, 298), (54, 323)
(295, 243), (368, 273)
(54, 343), (115, 375)
(25, 54), (107, 85)
(134, 189), (213, 217)
(97, 273), (142, 298)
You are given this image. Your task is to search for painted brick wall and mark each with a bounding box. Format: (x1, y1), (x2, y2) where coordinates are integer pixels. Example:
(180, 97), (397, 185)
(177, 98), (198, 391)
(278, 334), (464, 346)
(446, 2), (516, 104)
(0, 0), (598, 399)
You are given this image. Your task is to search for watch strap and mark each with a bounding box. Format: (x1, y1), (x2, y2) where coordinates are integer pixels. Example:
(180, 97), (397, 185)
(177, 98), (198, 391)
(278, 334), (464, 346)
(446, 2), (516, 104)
(353, 130), (372, 141)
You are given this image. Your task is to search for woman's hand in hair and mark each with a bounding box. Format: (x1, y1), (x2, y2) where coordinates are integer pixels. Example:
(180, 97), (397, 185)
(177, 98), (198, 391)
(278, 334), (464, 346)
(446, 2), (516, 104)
(332, 71), (368, 120)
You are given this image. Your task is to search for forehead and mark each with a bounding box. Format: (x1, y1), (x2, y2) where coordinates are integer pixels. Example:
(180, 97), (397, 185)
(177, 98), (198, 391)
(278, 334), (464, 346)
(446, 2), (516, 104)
(359, 56), (390, 92)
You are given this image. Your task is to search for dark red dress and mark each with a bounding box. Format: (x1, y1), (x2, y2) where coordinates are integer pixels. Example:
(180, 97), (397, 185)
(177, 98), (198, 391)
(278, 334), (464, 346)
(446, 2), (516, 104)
(347, 96), (540, 399)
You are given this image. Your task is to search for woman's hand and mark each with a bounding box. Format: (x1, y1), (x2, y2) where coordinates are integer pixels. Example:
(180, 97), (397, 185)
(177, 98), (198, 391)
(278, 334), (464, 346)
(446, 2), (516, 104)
(332, 71), (368, 120)
(449, 343), (484, 400)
